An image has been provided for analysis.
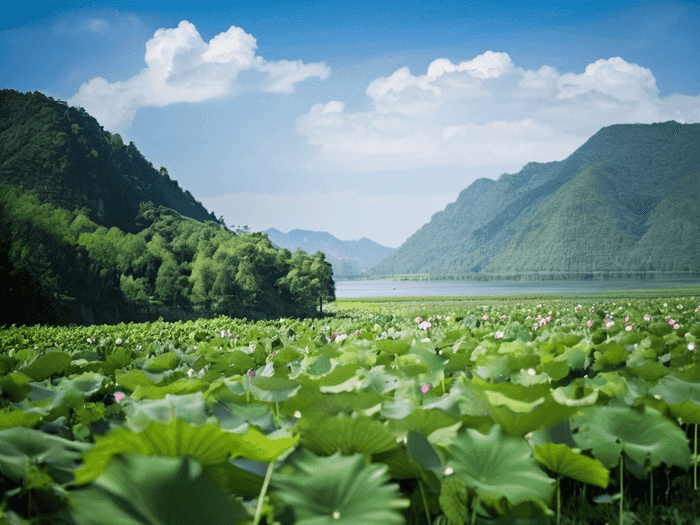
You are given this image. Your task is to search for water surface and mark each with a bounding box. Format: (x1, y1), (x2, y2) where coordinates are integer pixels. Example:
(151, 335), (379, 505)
(335, 279), (700, 298)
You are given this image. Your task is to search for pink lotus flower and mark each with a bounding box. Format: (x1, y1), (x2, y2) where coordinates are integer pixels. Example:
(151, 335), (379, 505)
(590, 307), (595, 312)
(494, 331), (504, 339)
(87, 337), (95, 343)
(689, 343), (696, 351)
(625, 325), (634, 331)
(668, 318), (675, 325)
(482, 315), (489, 321)
(115, 338), (122, 345)
(414, 317), (423, 323)
(674, 324), (680, 330)
(606, 321), (614, 328)
(644, 315), (651, 321)
(587, 320), (593, 327)
(187, 369), (196, 378)
(624, 317), (630, 323)
(355, 329), (362, 336)
(419, 321), (432, 330)
(114, 392), (125, 403)
(421, 384), (431, 394)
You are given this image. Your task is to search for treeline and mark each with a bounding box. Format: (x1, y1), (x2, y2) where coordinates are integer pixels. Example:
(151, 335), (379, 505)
(0, 186), (335, 326)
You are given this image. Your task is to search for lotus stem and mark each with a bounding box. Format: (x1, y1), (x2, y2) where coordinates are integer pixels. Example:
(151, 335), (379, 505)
(649, 467), (653, 525)
(418, 480), (431, 525)
(471, 493), (479, 525)
(619, 455), (624, 525)
(695, 424), (698, 491)
(253, 461), (275, 525)
(556, 475), (561, 525)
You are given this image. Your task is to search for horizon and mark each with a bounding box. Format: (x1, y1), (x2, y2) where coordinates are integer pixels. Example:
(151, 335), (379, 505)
(2, 1), (699, 248)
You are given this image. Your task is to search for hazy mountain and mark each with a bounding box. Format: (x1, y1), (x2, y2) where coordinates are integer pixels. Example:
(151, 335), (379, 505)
(0, 89), (222, 233)
(265, 228), (395, 277)
(369, 121), (700, 278)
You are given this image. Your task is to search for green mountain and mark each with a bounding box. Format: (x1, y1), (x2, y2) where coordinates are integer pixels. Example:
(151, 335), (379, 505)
(0, 89), (219, 232)
(0, 89), (334, 325)
(369, 121), (700, 279)
(265, 228), (394, 277)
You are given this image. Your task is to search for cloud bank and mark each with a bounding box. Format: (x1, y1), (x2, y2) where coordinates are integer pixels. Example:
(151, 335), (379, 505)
(69, 20), (329, 131)
(297, 52), (700, 172)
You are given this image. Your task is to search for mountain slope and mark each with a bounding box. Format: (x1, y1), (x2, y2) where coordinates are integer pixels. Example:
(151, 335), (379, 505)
(265, 228), (394, 276)
(0, 89), (221, 233)
(369, 121), (700, 278)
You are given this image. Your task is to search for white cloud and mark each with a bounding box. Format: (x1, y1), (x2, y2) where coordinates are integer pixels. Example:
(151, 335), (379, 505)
(69, 20), (329, 131)
(199, 191), (457, 248)
(298, 52), (700, 173)
(88, 19), (109, 32)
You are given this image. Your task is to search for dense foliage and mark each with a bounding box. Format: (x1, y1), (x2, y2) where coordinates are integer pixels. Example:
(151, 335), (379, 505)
(0, 89), (219, 232)
(0, 292), (699, 524)
(370, 121), (700, 278)
(0, 186), (335, 325)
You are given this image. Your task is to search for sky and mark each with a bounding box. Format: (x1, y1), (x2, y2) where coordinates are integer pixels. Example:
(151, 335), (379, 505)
(2, 1), (699, 247)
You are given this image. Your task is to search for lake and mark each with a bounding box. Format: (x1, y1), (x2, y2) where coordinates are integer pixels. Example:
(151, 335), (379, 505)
(335, 279), (700, 298)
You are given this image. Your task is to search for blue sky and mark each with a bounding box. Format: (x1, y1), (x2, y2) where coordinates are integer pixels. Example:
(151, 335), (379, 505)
(2, 1), (699, 247)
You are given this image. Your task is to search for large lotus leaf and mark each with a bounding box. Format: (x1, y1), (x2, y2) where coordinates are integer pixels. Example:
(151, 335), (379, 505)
(625, 361), (670, 382)
(533, 443), (609, 488)
(212, 400), (275, 432)
(143, 351), (179, 373)
(131, 378), (208, 400)
(439, 475), (470, 525)
(479, 382), (575, 436)
(115, 369), (156, 392)
(445, 424), (554, 510)
(202, 460), (264, 499)
(0, 372), (32, 401)
(387, 408), (460, 438)
(381, 396), (415, 419)
(298, 412), (398, 457)
(410, 342), (446, 382)
(124, 393), (210, 429)
(0, 408), (43, 429)
(649, 375), (700, 424)
(571, 405), (690, 471)
(73, 418), (299, 485)
(272, 450), (409, 525)
(248, 376), (301, 402)
(551, 382), (599, 407)
(19, 350), (72, 381)
(69, 455), (248, 525)
(0, 427), (90, 485)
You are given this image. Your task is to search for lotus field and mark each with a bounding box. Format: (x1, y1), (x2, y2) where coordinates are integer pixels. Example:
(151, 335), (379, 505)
(2, 291), (700, 525)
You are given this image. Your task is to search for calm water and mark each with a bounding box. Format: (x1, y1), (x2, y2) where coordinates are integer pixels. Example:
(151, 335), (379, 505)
(335, 279), (700, 298)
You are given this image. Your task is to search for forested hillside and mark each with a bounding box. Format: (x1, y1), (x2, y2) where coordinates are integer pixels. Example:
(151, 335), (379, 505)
(265, 228), (394, 277)
(369, 121), (700, 279)
(0, 90), (335, 325)
(0, 89), (219, 232)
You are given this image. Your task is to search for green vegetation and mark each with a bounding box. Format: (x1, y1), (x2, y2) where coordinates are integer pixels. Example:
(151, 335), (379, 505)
(1, 291), (699, 524)
(0, 89), (335, 325)
(370, 121), (700, 279)
(0, 186), (335, 324)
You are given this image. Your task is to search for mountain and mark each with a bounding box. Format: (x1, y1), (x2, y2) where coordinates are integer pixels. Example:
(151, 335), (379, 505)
(0, 89), (221, 232)
(265, 228), (395, 277)
(0, 89), (334, 325)
(369, 121), (700, 279)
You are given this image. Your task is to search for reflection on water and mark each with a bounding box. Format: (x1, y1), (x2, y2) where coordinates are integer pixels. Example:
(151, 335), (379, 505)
(335, 279), (700, 298)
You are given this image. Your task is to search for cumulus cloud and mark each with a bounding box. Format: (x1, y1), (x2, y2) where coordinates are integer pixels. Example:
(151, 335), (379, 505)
(199, 191), (457, 248)
(298, 52), (700, 173)
(69, 20), (329, 131)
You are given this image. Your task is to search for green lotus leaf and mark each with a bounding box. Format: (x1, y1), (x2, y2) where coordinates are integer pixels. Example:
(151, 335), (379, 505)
(272, 449), (409, 525)
(19, 350), (72, 381)
(124, 393), (210, 428)
(73, 418), (299, 485)
(143, 351), (179, 372)
(248, 376), (301, 402)
(439, 475), (470, 525)
(446, 424), (554, 511)
(533, 442), (609, 488)
(131, 378), (207, 400)
(387, 408), (460, 438)
(115, 369), (156, 392)
(649, 375), (700, 424)
(0, 407), (43, 429)
(298, 412), (398, 456)
(571, 404), (691, 472)
(0, 427), (90, 485)
(69, 455), (248, 525)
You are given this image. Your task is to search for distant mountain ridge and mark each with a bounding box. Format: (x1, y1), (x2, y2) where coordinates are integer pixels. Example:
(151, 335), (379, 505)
(369, 121), (700, 278)
(265, 228), (395, 277)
